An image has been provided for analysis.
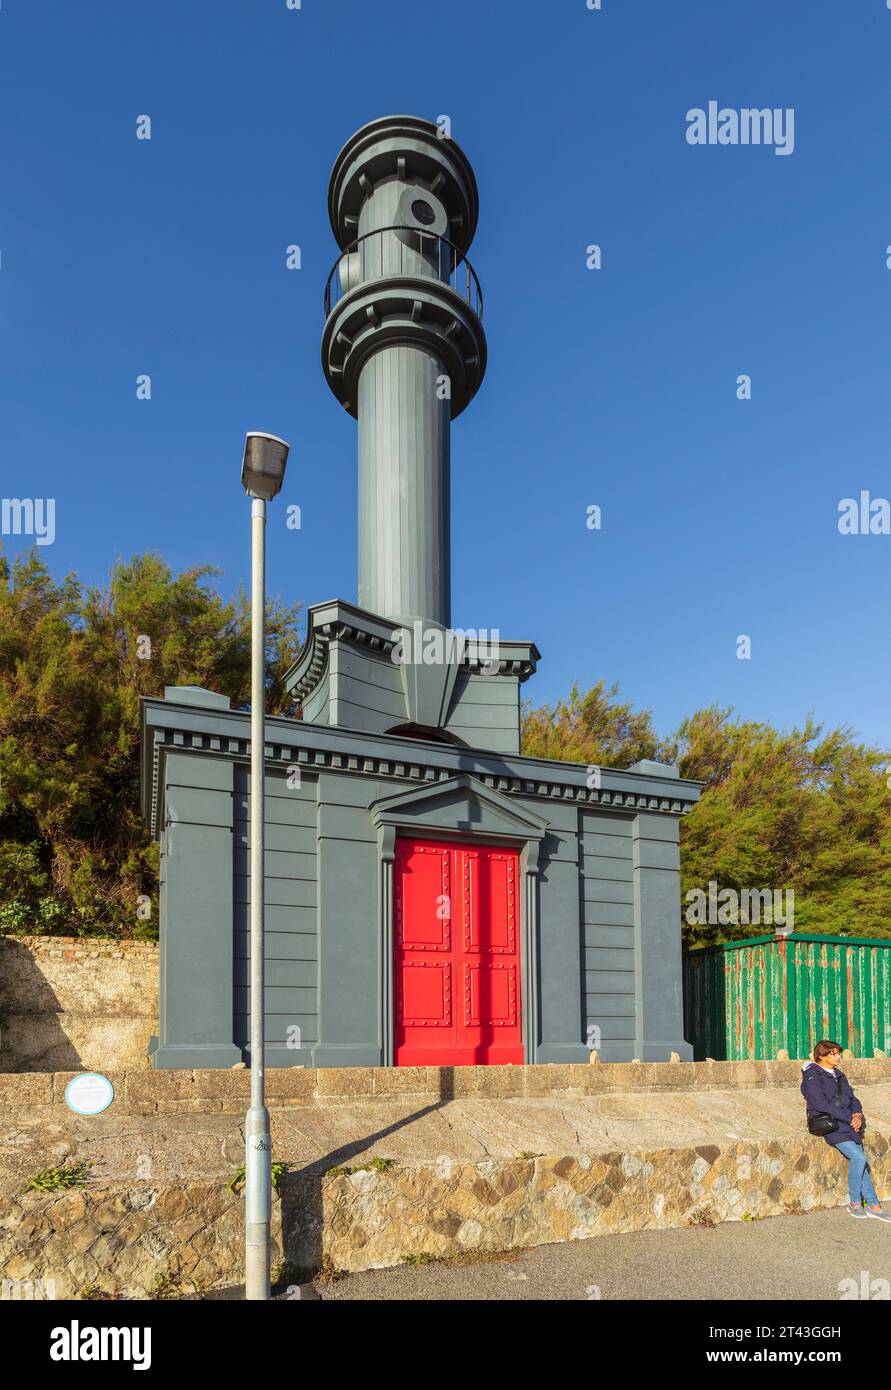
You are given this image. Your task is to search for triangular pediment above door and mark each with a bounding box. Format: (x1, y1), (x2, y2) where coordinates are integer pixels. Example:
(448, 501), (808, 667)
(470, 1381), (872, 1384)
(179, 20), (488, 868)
(369, 773), (549, 845)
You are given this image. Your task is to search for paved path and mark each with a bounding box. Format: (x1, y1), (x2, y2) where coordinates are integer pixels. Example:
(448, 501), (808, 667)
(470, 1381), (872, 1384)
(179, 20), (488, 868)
(274, 1209), (891, 1301)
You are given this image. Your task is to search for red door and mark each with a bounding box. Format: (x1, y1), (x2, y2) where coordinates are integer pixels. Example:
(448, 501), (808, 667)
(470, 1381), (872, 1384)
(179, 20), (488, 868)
(394, 837), (523, 1066)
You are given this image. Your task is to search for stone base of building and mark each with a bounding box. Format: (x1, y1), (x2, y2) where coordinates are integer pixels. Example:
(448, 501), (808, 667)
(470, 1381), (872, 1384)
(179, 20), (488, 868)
(2, 1061), (889, 1295)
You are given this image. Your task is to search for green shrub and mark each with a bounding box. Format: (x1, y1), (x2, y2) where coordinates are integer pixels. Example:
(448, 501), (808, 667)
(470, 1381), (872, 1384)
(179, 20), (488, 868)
(24, 1163), (89, 1193)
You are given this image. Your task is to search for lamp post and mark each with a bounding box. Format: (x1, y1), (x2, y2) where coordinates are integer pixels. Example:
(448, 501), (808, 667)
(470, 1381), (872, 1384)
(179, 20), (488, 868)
(240, 430), (289, 1301)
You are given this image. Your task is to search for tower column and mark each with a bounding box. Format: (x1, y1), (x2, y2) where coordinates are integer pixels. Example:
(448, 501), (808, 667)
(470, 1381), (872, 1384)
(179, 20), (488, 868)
(357, 344), (450, 626)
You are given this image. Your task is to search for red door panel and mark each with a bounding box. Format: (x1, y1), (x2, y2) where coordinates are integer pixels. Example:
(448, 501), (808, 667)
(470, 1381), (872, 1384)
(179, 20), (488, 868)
(394, 837), (523, 1066)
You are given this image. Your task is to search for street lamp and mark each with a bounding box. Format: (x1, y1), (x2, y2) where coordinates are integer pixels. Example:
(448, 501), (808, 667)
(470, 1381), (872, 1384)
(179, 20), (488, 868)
(241, 430), (289, 1301)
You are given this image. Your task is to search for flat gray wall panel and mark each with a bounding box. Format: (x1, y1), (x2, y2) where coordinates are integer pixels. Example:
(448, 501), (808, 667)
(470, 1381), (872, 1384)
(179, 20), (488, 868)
(234, 925), (317, 959)
(446, 705), (519, 731)
(166, 786), (235, 828)
(235, 960), (316, 990)
(235, 823), (316, 855)
(586, 969), (635, 993)
(581, 818), (633, 842)
(234, 1015), (319, 1046)
(584, 924), (635, 949)
(582, 854), (634, 882)
(235, 984), (317, 1015)
(165, 752), (237, 793)
(582, 901), (635, 928)
(234, 849), (318, 881)
(234, 789), (318, 828)
(536, 831), (579, 863)
(586, 946), (634, 972)
(234, 876), (317, 908)
(640, 838), (681, 872)
(529, 800), (583, 834)
(332, 644), (405, 695)
(586, 993), (636, 1017)
(334, 681), (407, 722)
(449, 671), (519, 707)
(587, 1017), (636, 1042)
(316, 802), (378, 843)
(582, 878), (634, 905)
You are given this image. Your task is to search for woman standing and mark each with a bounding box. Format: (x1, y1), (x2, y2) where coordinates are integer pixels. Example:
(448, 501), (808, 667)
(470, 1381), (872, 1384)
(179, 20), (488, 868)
(801, 1039), (889, 1220)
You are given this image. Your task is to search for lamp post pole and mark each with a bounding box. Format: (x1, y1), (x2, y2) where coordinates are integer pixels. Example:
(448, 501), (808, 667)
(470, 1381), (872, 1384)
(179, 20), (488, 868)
(245, 493), (271, 1302)
(240, 431), (289, 1303)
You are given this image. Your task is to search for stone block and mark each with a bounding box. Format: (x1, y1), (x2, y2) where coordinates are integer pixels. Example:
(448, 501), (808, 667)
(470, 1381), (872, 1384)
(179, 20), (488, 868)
(316, 1068), (375, 1098)
(371, 1067), (436, 1097)
(0, 1073), (53, 1109)
(125, 1072), (196, 1104)
(266, 1068), (319, 1101)
(191, 1070), (250, 1100)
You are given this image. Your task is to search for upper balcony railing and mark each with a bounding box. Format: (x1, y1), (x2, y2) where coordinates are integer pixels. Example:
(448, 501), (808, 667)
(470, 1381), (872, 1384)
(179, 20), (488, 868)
(324, 226), (484, 321)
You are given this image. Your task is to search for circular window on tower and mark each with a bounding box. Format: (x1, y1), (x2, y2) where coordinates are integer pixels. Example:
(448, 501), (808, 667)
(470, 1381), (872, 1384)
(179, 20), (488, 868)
(411, 199), (437, 226)
(396, 185), (448, 249)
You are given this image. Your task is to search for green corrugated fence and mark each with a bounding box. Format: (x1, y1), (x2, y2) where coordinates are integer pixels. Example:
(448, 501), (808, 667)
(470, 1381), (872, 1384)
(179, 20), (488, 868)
(683, 933), (891, 1061)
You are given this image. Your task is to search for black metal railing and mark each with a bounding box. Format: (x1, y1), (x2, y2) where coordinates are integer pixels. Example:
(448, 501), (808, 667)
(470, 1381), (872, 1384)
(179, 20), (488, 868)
(324, 226), (483, 319)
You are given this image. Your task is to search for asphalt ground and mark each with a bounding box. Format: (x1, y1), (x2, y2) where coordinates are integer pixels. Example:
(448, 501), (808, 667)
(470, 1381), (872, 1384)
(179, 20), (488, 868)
(202, 1206), (891, 1302)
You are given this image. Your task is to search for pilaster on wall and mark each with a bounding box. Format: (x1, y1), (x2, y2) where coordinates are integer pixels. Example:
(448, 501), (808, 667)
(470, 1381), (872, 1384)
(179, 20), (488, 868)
(534, 805), (590, 1064)
(632, 811), (692, 1061)
(313, 773), (383, 1067)
(152, 753), (242, 1069)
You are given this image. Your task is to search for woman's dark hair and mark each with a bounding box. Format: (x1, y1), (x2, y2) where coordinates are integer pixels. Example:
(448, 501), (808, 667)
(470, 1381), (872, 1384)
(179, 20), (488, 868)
(814, 1039), (842, 1061)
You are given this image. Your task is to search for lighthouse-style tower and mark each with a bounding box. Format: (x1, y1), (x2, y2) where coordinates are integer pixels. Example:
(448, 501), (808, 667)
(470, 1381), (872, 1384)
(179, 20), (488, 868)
(321, 116), (486, 630)
(287, 117), (537, 749)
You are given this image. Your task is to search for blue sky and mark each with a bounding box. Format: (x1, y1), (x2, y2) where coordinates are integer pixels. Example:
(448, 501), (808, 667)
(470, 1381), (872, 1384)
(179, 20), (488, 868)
(1, 0), (889, 749)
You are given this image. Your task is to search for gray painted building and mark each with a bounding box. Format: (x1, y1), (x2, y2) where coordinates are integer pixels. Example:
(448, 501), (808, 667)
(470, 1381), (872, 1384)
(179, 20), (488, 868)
(141, 117), (700, 1070)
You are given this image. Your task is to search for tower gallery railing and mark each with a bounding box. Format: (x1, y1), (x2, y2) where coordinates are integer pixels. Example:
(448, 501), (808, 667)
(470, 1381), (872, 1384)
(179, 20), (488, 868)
(324, 226), (484, 320)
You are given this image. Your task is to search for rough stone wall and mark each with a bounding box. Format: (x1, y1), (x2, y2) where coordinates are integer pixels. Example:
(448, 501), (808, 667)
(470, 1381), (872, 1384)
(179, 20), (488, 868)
(2, 1134), (888, 1297)
(317, 1135), (891, 1273)
(2, 1061), (890, 1295)
(0, 938), (158, 1073)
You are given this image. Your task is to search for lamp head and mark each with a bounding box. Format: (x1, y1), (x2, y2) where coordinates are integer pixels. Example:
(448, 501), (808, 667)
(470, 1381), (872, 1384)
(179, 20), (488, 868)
(241, 432), (290, 500)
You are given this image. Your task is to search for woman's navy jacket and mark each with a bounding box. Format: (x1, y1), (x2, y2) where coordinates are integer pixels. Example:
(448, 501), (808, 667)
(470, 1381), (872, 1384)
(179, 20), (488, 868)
(800, 1062), (864, 1147)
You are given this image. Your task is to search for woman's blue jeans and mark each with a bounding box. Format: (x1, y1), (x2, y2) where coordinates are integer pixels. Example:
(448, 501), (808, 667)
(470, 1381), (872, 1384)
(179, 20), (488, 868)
(836, 1140), (879, 1206)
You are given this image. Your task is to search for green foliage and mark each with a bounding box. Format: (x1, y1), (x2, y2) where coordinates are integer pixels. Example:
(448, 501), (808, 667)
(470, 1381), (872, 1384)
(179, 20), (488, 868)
(24, 1163), (89, 1192)
(146, 1269), (188, 1301)
(658, 707), (891, 946)
(522, 686), (891, 948)
(0, 550), (302, 938)
(227, 1161), (288, 1196)
(0, 896), (70, 937)
(325, 1156), (396, 1178)
(521, 679), (658, 769)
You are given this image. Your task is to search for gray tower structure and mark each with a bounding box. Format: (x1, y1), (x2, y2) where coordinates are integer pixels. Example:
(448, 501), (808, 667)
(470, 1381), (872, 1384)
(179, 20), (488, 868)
(142, 114), (700, 1072)
(321, 116), (486, 630)
(288, 116), (535, 751)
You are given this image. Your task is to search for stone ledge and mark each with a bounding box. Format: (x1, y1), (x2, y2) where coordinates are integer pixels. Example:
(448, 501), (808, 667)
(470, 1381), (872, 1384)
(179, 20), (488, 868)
(4, 1059), (891, 1112)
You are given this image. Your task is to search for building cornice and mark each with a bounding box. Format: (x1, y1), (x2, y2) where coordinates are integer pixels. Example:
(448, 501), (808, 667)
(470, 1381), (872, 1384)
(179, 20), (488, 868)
(141, 693), (701, 841)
